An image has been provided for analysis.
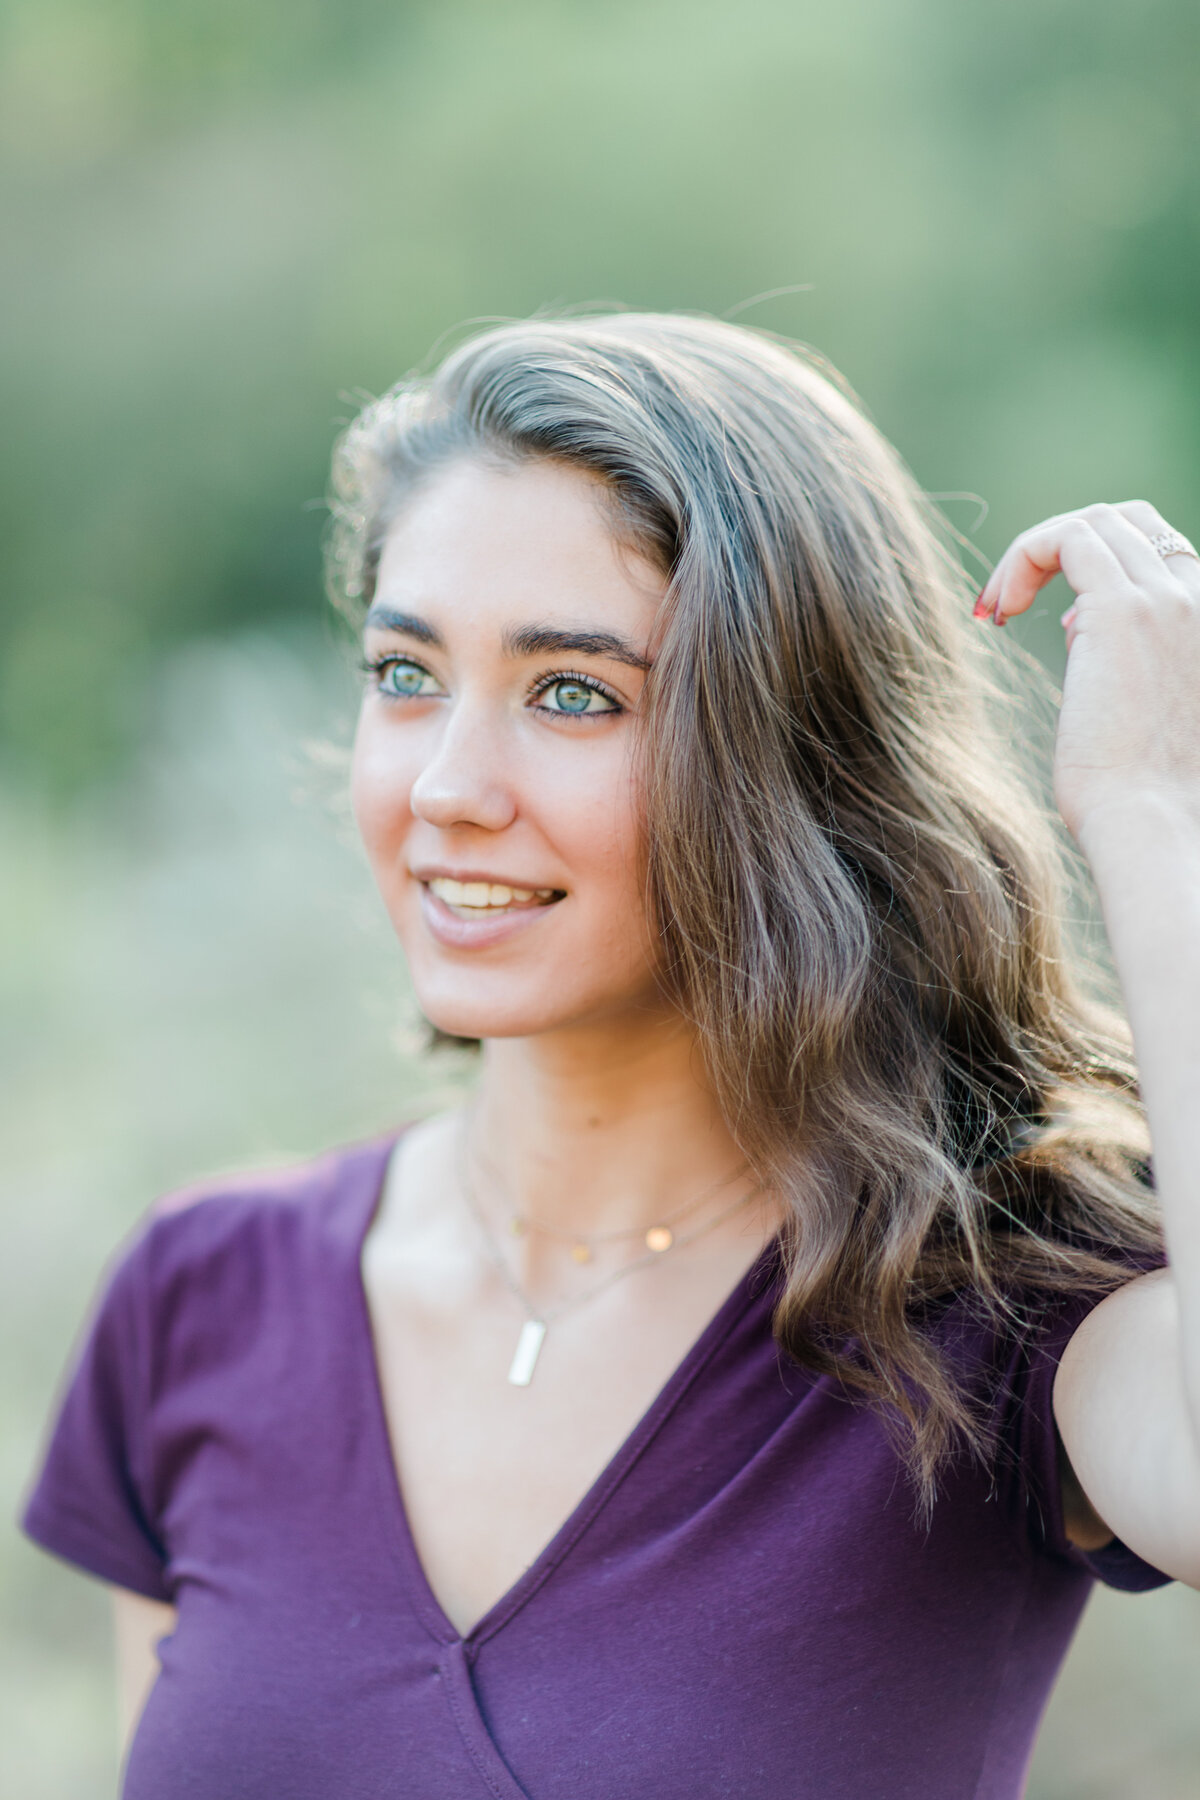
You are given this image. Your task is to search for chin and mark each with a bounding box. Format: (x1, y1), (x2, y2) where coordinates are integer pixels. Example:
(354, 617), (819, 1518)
(412, 973), (659, 1044)
(417, 1003), (569, 1042)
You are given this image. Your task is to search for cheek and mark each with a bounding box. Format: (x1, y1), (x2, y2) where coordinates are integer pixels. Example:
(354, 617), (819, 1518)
(544, 751), (646, 915)
(350, 714), (413, 865)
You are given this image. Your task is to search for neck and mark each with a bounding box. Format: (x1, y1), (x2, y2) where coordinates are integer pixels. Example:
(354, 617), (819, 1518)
(468, 1009), (748, 1237)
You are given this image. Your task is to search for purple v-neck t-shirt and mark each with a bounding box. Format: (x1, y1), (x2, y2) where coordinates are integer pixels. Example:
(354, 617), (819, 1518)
(23, 1135), (1166, 1799)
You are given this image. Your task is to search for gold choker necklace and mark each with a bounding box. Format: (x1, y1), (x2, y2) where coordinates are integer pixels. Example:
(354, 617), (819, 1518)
(458, 1124), (765, 1386)
(488, 1152), (751, 1264)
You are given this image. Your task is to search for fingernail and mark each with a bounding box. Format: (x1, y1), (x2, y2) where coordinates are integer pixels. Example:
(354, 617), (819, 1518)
(992, 596), (1006, 628)
(972, 590), (992, 621)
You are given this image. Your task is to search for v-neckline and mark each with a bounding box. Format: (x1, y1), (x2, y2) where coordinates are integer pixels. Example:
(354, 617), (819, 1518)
(346, 1132), (781, 1651)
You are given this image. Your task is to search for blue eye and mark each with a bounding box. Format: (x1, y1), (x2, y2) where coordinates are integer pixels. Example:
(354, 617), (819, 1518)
(539, 678), (617, 716)
(376, 658), (440, 699)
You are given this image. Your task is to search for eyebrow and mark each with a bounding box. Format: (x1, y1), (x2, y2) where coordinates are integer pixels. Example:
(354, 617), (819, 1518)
(362, 607), (442, 646)
(362, 607), (650, 673)
(503, 622), (650, 672)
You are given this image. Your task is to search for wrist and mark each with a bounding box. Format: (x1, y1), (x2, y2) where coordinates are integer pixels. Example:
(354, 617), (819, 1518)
(1075, 787), (1200, 877)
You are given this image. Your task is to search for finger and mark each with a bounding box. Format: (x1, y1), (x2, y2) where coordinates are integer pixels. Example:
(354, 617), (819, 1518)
(973, 503), (1200, 625)
(1076, 502), (1190, 594)
(1109, 500), (1200, 597)
(986, 516), (1135, 625)
(1111, 498), (1170, 537)
(974, 505), (1102, 622)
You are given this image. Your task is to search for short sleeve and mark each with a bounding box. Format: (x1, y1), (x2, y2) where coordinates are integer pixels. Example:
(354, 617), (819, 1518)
(21, 1225), (172, 1602)
(1000, 1283), (1171, 1594)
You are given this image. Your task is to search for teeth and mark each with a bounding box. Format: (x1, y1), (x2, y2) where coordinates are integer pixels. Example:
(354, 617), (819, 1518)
(429, 877), (557, 910)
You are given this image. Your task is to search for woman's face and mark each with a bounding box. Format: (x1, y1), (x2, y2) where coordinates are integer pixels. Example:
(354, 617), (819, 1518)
(352, 456), (669, 1041)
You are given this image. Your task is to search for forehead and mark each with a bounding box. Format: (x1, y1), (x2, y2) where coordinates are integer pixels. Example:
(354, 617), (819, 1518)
(372, 457), (665, 630)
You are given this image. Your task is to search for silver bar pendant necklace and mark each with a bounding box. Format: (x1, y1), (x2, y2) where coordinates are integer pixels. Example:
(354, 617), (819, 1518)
(461, 1114), (764, 1390)
(507, 1318), (548, 1387)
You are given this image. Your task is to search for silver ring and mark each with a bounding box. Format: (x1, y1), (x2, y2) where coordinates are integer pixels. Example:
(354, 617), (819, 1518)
(1148, 528), (1199, 562)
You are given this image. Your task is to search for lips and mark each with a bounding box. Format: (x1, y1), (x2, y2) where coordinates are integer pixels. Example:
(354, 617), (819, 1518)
(427, 876), (558, 913)
(414, 873), (566, 945)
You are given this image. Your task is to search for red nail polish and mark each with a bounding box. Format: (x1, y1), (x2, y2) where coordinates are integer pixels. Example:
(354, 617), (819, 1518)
(972, 591), (992, 620)
(992, 596), (1005, 628)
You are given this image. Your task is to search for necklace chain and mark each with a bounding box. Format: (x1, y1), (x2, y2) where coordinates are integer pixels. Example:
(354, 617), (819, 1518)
(472, 1138), (751, 1260)
(457, 1118), (766, 1386)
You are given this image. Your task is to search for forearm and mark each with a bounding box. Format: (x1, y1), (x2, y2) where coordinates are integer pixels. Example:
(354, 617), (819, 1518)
(1079, 791), (1200, 1429)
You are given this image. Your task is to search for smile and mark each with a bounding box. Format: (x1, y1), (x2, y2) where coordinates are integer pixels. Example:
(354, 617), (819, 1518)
(417, 876), (566, 948)
(427, 877), (560, 916)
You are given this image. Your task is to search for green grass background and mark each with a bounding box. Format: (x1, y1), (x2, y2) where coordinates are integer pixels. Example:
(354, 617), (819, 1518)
(3, 0), (1200, 1791)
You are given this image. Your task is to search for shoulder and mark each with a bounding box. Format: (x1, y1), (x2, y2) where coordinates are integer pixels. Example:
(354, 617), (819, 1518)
(145, 1132), (395, 1244)
(934, 1279), (1145, 1416)
(115, 1133), (396, 1335)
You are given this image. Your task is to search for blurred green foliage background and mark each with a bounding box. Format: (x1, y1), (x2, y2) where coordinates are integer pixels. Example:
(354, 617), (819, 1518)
(3, 0), (1200, 1793)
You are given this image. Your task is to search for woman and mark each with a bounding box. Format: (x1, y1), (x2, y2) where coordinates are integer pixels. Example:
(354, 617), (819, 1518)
(22, 314), (1200, 1798)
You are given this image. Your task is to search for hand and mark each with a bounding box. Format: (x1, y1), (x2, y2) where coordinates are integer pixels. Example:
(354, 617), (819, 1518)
(974, 501), (1200, 848)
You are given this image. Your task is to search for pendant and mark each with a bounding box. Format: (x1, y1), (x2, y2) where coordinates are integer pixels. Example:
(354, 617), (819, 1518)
(645, 1226), (673, 1252)
(570, 1242), (593, 1264)
(508, 1318), (548, 1386)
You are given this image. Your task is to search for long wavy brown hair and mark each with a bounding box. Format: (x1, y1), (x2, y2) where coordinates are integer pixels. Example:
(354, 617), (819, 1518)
(327, 312), (1160, 1508)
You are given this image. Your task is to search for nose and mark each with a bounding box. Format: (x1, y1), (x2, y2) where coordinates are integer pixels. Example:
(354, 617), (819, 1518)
(408, 698), (518, 833)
